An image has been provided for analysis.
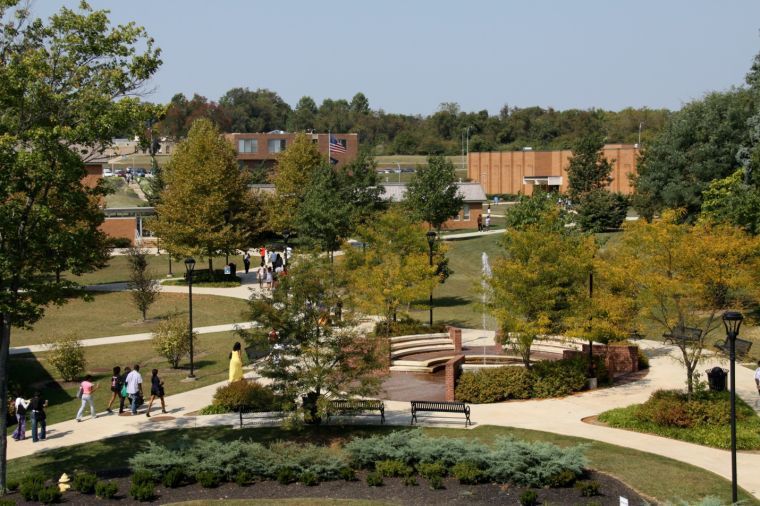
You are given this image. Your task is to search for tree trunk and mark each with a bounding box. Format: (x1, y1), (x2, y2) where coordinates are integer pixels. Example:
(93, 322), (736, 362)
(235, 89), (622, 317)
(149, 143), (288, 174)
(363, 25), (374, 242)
(142, 308), (146, 321)
(0, 313), (10, 494)
(208, 257), (213, 273)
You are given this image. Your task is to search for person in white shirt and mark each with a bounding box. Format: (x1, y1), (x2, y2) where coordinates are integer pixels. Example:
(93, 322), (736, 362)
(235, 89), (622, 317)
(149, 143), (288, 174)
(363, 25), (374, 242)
(125, 364), (143, 415)
(11, 394), (29, 440)
(755, 360), (760, 396)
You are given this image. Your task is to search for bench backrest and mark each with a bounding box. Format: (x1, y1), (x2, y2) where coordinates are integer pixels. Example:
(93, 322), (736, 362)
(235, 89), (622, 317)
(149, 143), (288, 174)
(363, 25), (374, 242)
(331, 399), (383, 410)
(411, 400), (468, 412)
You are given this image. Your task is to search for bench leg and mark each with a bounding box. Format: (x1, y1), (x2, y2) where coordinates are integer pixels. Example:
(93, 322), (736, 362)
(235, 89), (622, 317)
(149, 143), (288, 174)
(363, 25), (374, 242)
(465, 413), (471, 427)
(411, 413), (416, 425)
(380, 412), (385, 425)
(239, 410), (243, 429)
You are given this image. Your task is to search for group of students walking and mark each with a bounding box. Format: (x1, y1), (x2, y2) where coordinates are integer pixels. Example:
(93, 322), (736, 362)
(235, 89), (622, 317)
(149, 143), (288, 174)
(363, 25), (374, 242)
(242, 246), (288, 290)
(12, 391), (47, 442)
(100, 365), (167, 418)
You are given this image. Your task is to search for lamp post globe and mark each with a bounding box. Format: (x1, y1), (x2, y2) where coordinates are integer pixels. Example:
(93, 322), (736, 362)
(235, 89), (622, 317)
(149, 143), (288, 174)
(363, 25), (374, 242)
(184, 258), (196, 379)
(722, 310), (744, 504)
(426, 230), (437, 326)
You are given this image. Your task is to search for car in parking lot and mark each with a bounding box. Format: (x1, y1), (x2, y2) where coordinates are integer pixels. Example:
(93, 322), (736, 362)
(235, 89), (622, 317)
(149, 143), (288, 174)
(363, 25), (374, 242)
(102, 168), (114, 177)
(134, 168), (147, 178)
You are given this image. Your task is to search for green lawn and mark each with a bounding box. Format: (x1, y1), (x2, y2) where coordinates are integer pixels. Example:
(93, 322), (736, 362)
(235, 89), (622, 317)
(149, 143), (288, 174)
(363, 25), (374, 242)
(63, 254), (233, 285)
(168, 501), (392, 506)
(10, 330), (240, 427)
(409, 234), (504, 327)
(7, 425), (756, 505)
(11, 291), (250, 346)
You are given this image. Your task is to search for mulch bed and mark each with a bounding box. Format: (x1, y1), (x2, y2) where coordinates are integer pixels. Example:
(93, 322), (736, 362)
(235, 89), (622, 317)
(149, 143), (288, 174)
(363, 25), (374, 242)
(8, 470), (646, 505)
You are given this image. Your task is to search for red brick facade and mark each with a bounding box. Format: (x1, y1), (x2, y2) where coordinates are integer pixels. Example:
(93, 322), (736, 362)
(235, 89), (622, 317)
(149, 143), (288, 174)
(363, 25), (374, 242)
(445, 355), (466, 402)
(226, 132), (358, 170)
(448, 327), (462, 352)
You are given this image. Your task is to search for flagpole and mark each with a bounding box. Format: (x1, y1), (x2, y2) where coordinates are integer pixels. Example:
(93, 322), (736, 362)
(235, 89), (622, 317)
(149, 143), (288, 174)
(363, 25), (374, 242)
(328, 130), (330, 163)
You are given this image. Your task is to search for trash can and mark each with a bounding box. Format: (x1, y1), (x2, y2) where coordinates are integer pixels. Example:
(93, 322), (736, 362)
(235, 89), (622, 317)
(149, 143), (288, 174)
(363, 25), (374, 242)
(227, 262), (236, 279)
(706, 367), (727, 392)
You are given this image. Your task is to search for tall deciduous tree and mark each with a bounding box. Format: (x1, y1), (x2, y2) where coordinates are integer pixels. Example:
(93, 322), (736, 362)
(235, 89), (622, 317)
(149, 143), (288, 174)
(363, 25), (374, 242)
(404, 155), (463, 231)
(153, 118), (261, 271)
(0, 1), (161, 491)
(296, 164), (353, 257)
(602, 211), (760, 395)
(699, 169), (760, 235)
(288, 96), (318, 132)
(127, 247), (160, 320)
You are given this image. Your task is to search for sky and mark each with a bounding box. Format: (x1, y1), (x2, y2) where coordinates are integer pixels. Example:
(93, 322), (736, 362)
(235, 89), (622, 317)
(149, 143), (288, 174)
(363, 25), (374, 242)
(30, 0), (760, 115)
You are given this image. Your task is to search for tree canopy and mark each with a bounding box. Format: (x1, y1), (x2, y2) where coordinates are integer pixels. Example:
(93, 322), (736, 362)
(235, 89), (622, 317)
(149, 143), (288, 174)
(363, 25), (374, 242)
(404, 155), (463, 230)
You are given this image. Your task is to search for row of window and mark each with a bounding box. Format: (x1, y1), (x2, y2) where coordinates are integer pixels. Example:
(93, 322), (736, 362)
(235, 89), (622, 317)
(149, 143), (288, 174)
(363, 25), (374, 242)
(237, 138), (348, 154)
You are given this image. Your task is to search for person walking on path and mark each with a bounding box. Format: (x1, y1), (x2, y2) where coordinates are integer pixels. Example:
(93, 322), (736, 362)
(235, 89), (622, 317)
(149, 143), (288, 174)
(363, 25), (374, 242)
(106, 366), (123, 414)
(243, 251), (251, 274)
(29, 391), (47, 442)
(259, 246), (266, 267)
(485, 214), (491, 231)
(75, 375), (98, 422)
(12, 393), (29, 440)
(145, 369), (166, 417)
(118, 366), (131, 414)
(229, 342), (243, 383)
(265, 266), (273, 290)
(755, 360), (760, 400)
(476, 214), (483, 232)
(125, 365), (143, 415)
(257, 264), (265, 289)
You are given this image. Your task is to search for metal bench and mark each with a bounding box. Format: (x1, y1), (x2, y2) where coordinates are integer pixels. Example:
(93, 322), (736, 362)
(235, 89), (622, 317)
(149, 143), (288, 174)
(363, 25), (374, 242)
(327, 399), (385, 425)
(410, 400), (471, 427)
(237, 407), (284, 428)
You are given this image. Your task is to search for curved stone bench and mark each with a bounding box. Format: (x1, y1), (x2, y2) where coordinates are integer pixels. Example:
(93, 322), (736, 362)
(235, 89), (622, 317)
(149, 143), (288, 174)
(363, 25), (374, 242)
(390, 344), (456, 359)
(389, 333), (449, 344)
(391, 338), (454, 352)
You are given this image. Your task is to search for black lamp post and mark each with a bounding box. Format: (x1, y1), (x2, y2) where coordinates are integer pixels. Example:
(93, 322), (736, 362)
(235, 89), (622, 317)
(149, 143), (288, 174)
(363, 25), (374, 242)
(223, 210), (231, 265)
(722, 311), (746, 504)
(282, 229), (290, 268)
(185, 258), (196, 379)
(426, 230), (437, 326)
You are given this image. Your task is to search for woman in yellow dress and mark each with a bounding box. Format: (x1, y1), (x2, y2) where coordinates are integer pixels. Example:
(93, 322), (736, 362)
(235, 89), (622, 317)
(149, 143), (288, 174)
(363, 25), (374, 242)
(228, 342), (243, 382)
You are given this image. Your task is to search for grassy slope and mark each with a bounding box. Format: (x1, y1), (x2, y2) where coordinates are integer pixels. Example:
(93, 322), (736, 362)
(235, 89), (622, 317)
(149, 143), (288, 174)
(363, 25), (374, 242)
(63, 254), (233, 285)
(10, 330), (239, 426)
(7, 425), (756, 505)
(11, 291), (249, 346)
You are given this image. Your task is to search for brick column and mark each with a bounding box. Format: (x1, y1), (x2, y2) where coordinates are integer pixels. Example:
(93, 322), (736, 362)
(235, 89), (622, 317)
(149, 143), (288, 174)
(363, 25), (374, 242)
(445, 355), (466, 402)
(448, 327), (462, 352)
(494, 329), (504, 354)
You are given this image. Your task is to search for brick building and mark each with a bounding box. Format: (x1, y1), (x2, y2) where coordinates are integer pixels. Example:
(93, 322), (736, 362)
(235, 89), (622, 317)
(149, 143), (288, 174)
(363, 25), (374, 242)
(468, 144), (639, 195)
(380, 182), (488, 229)
(225, 132), (358, 170)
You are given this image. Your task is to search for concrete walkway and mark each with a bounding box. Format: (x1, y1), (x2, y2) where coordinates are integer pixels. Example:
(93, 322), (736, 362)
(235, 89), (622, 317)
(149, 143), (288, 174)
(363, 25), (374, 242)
(9, 332), (760, 499)
(440, 229), (503, 240)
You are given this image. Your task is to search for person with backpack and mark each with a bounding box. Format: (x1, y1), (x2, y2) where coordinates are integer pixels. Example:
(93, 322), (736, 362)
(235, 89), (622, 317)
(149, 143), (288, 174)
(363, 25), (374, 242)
(145, 369), (167, 417)
(29, 391), (47, 442)
(106, 366), (123, 414)
(243, 251), (251, 274)
(75, 375), (99, 422)
(125, 364), (143, 415)
(11, 393), (29, 440)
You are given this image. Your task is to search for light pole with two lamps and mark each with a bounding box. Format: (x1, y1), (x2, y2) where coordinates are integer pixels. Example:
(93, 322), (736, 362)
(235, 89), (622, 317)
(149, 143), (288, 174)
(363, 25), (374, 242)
(184, 258), (196, 379)
(426, 230), (437, 326)
(718, 311), (752, 504)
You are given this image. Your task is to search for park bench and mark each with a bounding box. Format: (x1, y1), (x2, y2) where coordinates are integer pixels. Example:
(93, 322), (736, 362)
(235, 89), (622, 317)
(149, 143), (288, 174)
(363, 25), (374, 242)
(327, 399), (385, 425)
(237, 406), (284, 428)
(410, 400), (471, 427)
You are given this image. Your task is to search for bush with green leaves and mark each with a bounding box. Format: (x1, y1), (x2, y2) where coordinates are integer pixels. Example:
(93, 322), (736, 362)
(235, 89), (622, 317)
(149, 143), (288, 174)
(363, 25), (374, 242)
(576, 480), (601, 497)
(428, 475), (444, 490)
(519, 490), (539, 506)
(340, 467), (357, 481)
(300, 471), (319, 486)
(196, 471), (222, 488)
(417, 461), (447, 479)
(95, 481), (118, 499)
(73, 472), (98, 494)
(547, 469), (577, 488)
(47, 335), (86, 381)
(366, 472), (383, 487)
(451, 461), (484, 484)
(130, 442), (193, 478)
(234, 470), (252, 486)
(211, 380), (277, 412)
(487, 438), (586, 486)
(20, 474), (45, 501)
(5, 479), (19, 492)
(131, 469), (156, 487)
(152, 314), (198, 369)
(37, 485), (62, 504)
(129, 482), (155, 502)
(277, 467), (298, 485)
(161, 467), (184, 488)
(375, 459), (413, 478)
(403, 475), (418, 487)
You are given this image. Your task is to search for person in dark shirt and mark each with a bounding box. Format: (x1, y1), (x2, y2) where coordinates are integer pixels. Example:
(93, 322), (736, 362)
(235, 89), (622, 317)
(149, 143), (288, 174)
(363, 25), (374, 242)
(145, 369), (166, 417)
(28, 391), (47, 442)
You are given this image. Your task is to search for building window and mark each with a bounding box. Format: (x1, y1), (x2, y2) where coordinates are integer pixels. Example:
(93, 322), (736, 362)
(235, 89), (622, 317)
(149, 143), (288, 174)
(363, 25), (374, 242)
(238, 139), (258, 153)
(268, 139), (286, 153)
(462, 204), (470, 220)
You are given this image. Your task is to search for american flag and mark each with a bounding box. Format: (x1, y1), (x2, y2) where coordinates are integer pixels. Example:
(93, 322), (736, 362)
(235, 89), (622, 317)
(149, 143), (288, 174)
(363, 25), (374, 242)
(329, 134), (347, 154)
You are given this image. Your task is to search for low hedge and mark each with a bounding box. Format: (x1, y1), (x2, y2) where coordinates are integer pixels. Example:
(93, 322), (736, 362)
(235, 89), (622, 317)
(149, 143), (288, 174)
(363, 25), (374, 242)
(455, 356), (609, 403)
(598, 390), (760, 450)
(210, 380), (283, 412)
(373, 318), (448, 338)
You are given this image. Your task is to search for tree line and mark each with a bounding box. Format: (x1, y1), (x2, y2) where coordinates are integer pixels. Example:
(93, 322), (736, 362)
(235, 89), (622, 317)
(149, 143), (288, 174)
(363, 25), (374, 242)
(156, 89), (669, 155)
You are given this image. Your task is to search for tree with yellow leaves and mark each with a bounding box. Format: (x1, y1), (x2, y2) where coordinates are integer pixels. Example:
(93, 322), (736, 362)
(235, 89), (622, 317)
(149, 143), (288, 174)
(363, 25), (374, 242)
(602, 210), (760, 395)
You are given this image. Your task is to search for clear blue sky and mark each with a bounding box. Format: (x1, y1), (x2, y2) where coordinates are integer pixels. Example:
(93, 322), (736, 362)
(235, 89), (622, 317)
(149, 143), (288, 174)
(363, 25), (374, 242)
(32, 0), (760, 115)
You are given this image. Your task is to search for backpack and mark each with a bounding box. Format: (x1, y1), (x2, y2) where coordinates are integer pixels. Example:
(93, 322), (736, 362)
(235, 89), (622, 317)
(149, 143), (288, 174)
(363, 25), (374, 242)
(16, 401), (26, 416)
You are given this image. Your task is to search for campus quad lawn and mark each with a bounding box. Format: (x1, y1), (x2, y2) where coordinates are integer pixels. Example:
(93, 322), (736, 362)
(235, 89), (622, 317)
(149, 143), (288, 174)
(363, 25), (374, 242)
(7, 425), (756, 505)
(11, 291), (250, 347)
(63, 254), (232, 285)
(9, 331), (240, 427)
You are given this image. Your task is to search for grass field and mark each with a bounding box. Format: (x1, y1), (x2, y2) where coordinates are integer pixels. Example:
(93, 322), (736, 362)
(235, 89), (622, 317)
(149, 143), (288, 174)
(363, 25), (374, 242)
(11, 291), (250, 346)
(10, 330), (240, 427)
(63, 254), (232, 285)
(103, 177), (149, 208)
(7, 424), (756, 505)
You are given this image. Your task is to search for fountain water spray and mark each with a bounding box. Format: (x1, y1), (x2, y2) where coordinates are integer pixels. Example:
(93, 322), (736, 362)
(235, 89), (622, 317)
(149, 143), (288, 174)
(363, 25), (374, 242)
(481, 252), (492, 365)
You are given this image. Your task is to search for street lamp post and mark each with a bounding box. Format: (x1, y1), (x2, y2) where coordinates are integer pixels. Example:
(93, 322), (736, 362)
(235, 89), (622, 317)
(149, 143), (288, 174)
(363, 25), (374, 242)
(426, 230), (437, 326)
(722, 311), (745, 504)
(185, 258), (196, 379)
(223, 210), (231, 265)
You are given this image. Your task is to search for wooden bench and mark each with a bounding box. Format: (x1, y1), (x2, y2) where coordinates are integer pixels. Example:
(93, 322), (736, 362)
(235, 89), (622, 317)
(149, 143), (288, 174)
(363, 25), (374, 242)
(237, 407), (284, 428)
(327, 399), (385, 425)
(410, 400), (471, 427)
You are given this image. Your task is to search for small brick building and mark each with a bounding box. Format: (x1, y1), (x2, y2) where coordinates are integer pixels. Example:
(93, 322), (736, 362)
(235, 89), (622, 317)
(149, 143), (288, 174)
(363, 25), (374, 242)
(379, 182), (488, 230)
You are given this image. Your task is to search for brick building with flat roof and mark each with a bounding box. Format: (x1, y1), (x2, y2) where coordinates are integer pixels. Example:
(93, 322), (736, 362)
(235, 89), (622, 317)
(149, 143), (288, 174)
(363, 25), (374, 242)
(225, 132), (358, 170)
(468, 144), (639, 196)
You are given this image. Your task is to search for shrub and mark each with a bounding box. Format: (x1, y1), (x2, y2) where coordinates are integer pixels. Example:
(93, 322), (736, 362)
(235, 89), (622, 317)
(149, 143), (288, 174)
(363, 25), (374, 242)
(152, 315), (198, 369)
(417, 461), (447, 479)
(451, 461), (484, 484)
(211, 380), (276, 412)
(374, 318), (447, 337)
(300, 471), (319, 486)
(95, 481), (118, 499)
(129, 482), (155, 502)
(531, 356), (598, 398)
(129, 441), (193, 478)
(277, 467), (298, 485)
(547, 468), (578, 488)
(73, 472), (98, 494)
(375, 459), (413, 478)
(131, 470), (156, 487)
(47, 335), (86, 381)
(6, 479), (19, 492)
(234, 471), (252, 486)
(366, 472), (383, 487)
(455, 367), (532, 403)
(339, 467), (357, 481)
(403, 475), (418, 486)
(428, 475), (444, 490)
(576, 480), (601, 497)
(36, 485), (62, 504)
(161, 467), (184, 488)
(0, 500), (15, 506)
(196, 471), (222, 488)
(487, 438), (587, 487)
(637, 348), (649, 369)
(198, 404), (229, 415)
(519, 490), (539, 506)
(109, 237), (133, 248)
(20, 474), (45, 501)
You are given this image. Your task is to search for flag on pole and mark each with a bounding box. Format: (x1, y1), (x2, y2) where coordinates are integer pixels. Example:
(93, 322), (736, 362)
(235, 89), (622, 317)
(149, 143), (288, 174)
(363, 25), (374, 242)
(329, 134), (347, 154)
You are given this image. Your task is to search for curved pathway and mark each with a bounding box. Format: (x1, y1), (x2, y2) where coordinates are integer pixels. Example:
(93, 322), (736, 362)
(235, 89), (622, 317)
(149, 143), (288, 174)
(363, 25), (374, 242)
(10, 275), (760, 499)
